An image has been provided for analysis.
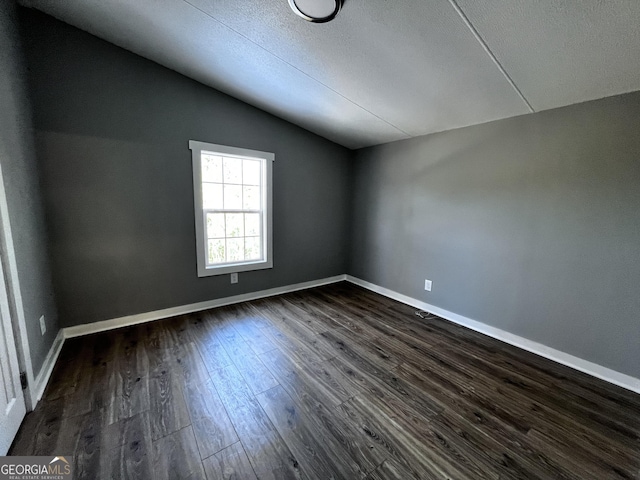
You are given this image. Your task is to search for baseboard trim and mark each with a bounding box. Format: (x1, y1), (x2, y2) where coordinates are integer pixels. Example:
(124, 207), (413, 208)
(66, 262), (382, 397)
(55, 272), (639, 395)
(345, 275), (640, 395)
(32, 329), (65, 405)
(63, 275), (347, 339)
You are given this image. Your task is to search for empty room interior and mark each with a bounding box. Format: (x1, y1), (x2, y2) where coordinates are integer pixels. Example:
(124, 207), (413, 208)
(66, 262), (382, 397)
(1, 0), (639, 478)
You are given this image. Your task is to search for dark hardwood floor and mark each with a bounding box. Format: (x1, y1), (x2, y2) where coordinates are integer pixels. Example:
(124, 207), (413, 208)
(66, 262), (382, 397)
(10, 282), (640, 479)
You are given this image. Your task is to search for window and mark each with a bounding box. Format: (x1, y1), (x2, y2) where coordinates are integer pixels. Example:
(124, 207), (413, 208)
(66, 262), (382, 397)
(189, 141), (273, 277)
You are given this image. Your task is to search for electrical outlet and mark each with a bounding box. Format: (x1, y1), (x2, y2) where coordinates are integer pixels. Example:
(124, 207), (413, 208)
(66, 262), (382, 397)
(230, 272), (238, 284)
(39, 315), (46, 335)
(424, 279), (432, 292)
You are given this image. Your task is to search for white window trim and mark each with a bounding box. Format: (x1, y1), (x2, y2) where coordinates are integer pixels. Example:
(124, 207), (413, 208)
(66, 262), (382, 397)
(189, 140), (274, 277)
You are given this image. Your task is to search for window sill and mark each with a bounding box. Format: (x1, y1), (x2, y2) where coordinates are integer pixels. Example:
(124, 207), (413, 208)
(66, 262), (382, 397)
(197, 259), (273, 277)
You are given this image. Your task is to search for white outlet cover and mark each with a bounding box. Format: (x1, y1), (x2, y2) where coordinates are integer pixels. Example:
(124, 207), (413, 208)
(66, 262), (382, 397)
(424, 279), (432, 292)
(230, 273), (239, 284)
(39, 315), (46, 335)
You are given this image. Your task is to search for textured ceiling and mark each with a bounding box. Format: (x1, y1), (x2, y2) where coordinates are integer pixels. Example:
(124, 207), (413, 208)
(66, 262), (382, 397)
(18, 0), (640, 149)
(456, 0), (640, 112)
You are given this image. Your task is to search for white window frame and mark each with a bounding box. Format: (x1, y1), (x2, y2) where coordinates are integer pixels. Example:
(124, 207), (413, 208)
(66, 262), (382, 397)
(189, 140), (274, 277)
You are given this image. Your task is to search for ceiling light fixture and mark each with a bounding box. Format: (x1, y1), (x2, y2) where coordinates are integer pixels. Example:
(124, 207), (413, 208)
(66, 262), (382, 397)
(288, 0), (342, 23)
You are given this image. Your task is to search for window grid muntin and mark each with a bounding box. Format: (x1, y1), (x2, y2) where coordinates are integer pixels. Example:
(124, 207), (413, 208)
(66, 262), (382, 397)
(204, 210), (264, 266)
(201, 153), (265, 267)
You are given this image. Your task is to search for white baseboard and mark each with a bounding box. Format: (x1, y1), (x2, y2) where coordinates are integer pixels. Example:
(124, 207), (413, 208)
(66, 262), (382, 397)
(31, 329), (65, 404)
(52, 272), (639, 396)
(29, 275), (346, 408)
(64, 275), (347, 339)
(345, 275), (640, 395)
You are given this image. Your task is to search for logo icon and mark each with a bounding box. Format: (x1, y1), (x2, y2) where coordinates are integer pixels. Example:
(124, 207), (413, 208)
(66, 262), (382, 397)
(0, 456), (73, 479)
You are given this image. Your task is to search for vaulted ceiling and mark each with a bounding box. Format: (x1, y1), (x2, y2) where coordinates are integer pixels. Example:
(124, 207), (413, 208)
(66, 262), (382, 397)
(19, 0), (640, 149)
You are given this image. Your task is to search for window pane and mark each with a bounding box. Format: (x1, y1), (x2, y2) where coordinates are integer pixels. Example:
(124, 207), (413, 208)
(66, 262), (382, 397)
(224, 185), (242, 210)
(202, 183), (223, 209)
(245, 237), (261, 260)
(243, 186), (261, 210)
(223, 157), (242, 184)
(206, 213), (225, 238)
(244, 213), (260, 236)
(227, 238), (244, 262)
(225, 213), (244, 237)
(202, 155), (223, 183)
(243, 159), (261, 185)
(208, 239), (225, 264)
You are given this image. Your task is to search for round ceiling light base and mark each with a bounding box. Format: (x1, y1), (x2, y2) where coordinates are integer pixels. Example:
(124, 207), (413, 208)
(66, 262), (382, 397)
(288, 0), (342, 23)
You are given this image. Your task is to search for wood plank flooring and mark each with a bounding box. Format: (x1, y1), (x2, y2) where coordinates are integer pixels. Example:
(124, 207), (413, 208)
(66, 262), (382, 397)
(9, 282), (640, 479)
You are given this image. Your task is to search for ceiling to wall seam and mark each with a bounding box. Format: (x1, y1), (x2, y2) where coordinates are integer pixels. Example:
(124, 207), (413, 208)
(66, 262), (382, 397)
(447, 0), (535, 113)
(182, 0), (412, 139)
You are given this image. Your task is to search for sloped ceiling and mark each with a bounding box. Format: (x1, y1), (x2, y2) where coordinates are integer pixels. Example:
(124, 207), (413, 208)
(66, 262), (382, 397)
(18, 0), (640, 149)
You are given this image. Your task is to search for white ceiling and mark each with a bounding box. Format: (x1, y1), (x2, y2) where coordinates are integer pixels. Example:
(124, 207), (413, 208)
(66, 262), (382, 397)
(19, 0), (640, 149)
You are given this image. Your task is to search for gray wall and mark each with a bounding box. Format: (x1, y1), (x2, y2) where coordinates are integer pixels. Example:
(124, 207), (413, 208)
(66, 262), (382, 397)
(350, 91), (640, 379)
(18, 8), (640, 379)
(20, 9), (351, 328)
(0, 2), (59, 375)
